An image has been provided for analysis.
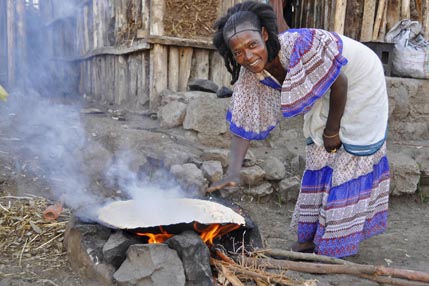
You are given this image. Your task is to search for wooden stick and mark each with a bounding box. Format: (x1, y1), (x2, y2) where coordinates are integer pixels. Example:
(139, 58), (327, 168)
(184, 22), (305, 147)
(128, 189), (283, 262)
(259, 248), (355, 265)
(221, 264), (245, 286)
(241, 257), (429, 283)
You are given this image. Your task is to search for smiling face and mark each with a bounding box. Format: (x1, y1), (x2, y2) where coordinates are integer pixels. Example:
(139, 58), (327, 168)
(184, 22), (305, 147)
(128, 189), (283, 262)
(228, 27), (269, 74)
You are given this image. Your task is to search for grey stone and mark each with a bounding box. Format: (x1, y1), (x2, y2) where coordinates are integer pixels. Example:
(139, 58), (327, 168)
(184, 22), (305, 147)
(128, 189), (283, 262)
(183, 97), (229, 135)
(170, 163), (209, 196)
(113, 244), (185, 286)
(102, 231), (140, 268)
(243, 182), (274, 198)
(388, 152), (420, 195)
(201, 160), (223, 183)
(161, 90), (217, 105)
(158, 101), (187, 128)
(63, 219), (115, 285)
(200, 149), (229, 168)
(260, 157), (286, 181)
(240, 165), (266, 187)
(167, 231), (213, 286)
(279, 176), (301, 202)
(188, 79), (218, 93)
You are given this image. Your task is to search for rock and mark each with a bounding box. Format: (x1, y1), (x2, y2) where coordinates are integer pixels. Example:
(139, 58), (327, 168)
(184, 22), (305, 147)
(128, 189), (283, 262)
(183, 97), (229, 135)
(388, 152), (420, 195)
(167, 231), (213, 286)
(216, 86), (233, 98)
(240, 165), (266, 186)
(158, 101), (187, 128)
(170, 163), (209, 196)
(63, 219), (115, 285)
(113, 244), (185, 286)
(188, 79), (218, 93)
(243, 182), (274, 198)
(260, 157), (286, 180)
(200, 149), (229, 168)
(102, 231), (141, 268)
(201, 160), (223, 183)
(161, 90), (217, 105)
(279, 176), (301, 202)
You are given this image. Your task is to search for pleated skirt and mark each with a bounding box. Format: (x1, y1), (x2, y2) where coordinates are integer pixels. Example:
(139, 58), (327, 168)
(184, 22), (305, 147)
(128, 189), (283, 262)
(290, 143), (390, 257)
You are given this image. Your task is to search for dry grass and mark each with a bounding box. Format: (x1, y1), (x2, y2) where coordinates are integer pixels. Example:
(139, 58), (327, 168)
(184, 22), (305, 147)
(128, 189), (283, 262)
(164, 0), (219, 39)
(0, 195), (71, 274)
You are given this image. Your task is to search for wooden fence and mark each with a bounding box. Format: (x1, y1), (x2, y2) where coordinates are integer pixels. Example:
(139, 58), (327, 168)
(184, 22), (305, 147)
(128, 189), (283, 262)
(1, 0), (429, 111)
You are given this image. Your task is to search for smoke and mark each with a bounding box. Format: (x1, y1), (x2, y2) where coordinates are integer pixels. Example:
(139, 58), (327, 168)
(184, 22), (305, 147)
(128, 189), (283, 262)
(0, 1), (189, 223)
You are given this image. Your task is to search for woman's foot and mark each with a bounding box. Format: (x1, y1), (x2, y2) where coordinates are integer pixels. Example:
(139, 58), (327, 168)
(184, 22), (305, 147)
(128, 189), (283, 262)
(290, 241), (315, 253)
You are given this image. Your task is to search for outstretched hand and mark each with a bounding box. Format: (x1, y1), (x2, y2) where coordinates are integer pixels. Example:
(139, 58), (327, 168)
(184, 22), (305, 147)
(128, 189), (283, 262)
(206, 174), (240, 193)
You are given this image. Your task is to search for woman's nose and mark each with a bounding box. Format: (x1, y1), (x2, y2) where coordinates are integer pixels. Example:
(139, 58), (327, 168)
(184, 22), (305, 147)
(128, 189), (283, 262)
(243, 49), (252, 61)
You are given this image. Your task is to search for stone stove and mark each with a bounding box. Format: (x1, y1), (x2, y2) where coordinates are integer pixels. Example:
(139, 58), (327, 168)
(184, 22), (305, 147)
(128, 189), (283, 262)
(63, 199), (262, 286)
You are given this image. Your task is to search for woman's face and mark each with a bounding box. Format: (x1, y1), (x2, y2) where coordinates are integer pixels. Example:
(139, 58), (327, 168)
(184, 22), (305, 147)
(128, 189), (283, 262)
(228, 27), (269, 74)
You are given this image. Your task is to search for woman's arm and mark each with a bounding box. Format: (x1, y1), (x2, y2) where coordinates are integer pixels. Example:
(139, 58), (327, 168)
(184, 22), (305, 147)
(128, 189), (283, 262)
(323, 71), (347, 152)
(206, 135), (250, 193)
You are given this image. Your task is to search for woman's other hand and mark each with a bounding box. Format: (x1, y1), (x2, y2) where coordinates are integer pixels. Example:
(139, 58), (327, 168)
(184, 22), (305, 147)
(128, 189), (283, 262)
(323, 129), (342, 153)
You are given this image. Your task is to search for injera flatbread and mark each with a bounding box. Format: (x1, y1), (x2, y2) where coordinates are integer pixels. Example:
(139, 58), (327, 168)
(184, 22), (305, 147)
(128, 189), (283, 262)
(97, 198), (245, 229)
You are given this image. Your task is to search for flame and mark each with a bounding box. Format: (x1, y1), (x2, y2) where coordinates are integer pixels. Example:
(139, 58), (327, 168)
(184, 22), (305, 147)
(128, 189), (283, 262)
(193, 222), (240, 246)
(135, 226), (173, 244)
(135, 223), (240, 245)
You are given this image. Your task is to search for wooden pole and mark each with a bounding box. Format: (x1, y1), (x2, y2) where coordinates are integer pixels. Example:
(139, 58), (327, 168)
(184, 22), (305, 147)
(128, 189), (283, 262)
(361, 0), (376, 41)
(334, 0), (347, 34)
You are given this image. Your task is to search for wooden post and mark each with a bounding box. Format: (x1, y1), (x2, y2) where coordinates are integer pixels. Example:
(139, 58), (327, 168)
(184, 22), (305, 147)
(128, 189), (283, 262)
(168, 47), (179, 91)
(150, 44), (168, 110)
(334, 0), (347, 34)
(360, 0), (376, 41)
(372, 0), (386, 40)
(387, 0), (401, 32)
(378, 1), (389, 41)
(178, 47), (193, 91)
(193, 49), (210, 80)
(402, 0), (411, 19)
(423, 0), (429, 38)
(149, 0), (166, 111)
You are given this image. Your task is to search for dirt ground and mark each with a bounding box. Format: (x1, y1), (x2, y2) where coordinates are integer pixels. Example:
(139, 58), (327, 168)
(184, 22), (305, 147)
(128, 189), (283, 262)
(1, 97), (429, 286)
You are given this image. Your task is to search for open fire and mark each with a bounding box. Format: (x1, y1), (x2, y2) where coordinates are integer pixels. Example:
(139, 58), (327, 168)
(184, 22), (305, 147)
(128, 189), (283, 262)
(135, 222), (241, 245)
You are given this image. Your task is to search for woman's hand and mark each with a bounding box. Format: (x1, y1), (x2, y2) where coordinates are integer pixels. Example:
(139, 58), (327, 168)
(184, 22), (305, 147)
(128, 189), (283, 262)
(323, 129), (342, 153)
(206, 173), (240, 193)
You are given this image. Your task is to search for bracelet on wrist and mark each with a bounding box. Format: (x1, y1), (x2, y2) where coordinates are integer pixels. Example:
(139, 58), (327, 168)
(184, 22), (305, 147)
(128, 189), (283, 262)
(323, 130), (339, 139)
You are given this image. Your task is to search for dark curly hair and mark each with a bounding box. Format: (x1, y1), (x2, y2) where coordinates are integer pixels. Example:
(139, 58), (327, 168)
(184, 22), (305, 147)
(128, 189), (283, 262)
(213, 1), (280, 84)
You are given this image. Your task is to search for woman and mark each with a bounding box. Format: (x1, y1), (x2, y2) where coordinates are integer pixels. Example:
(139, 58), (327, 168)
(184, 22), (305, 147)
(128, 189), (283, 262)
(208, 1), (390, 258)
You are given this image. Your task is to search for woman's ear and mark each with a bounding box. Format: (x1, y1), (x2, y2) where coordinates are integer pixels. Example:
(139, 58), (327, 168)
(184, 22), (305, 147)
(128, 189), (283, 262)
(261, 27), (269, 41)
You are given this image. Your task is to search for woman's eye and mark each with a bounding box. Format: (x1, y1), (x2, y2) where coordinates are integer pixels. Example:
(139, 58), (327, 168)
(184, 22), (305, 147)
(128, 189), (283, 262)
(249, 43), (256, 48)
(233, 51), (242, 57)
